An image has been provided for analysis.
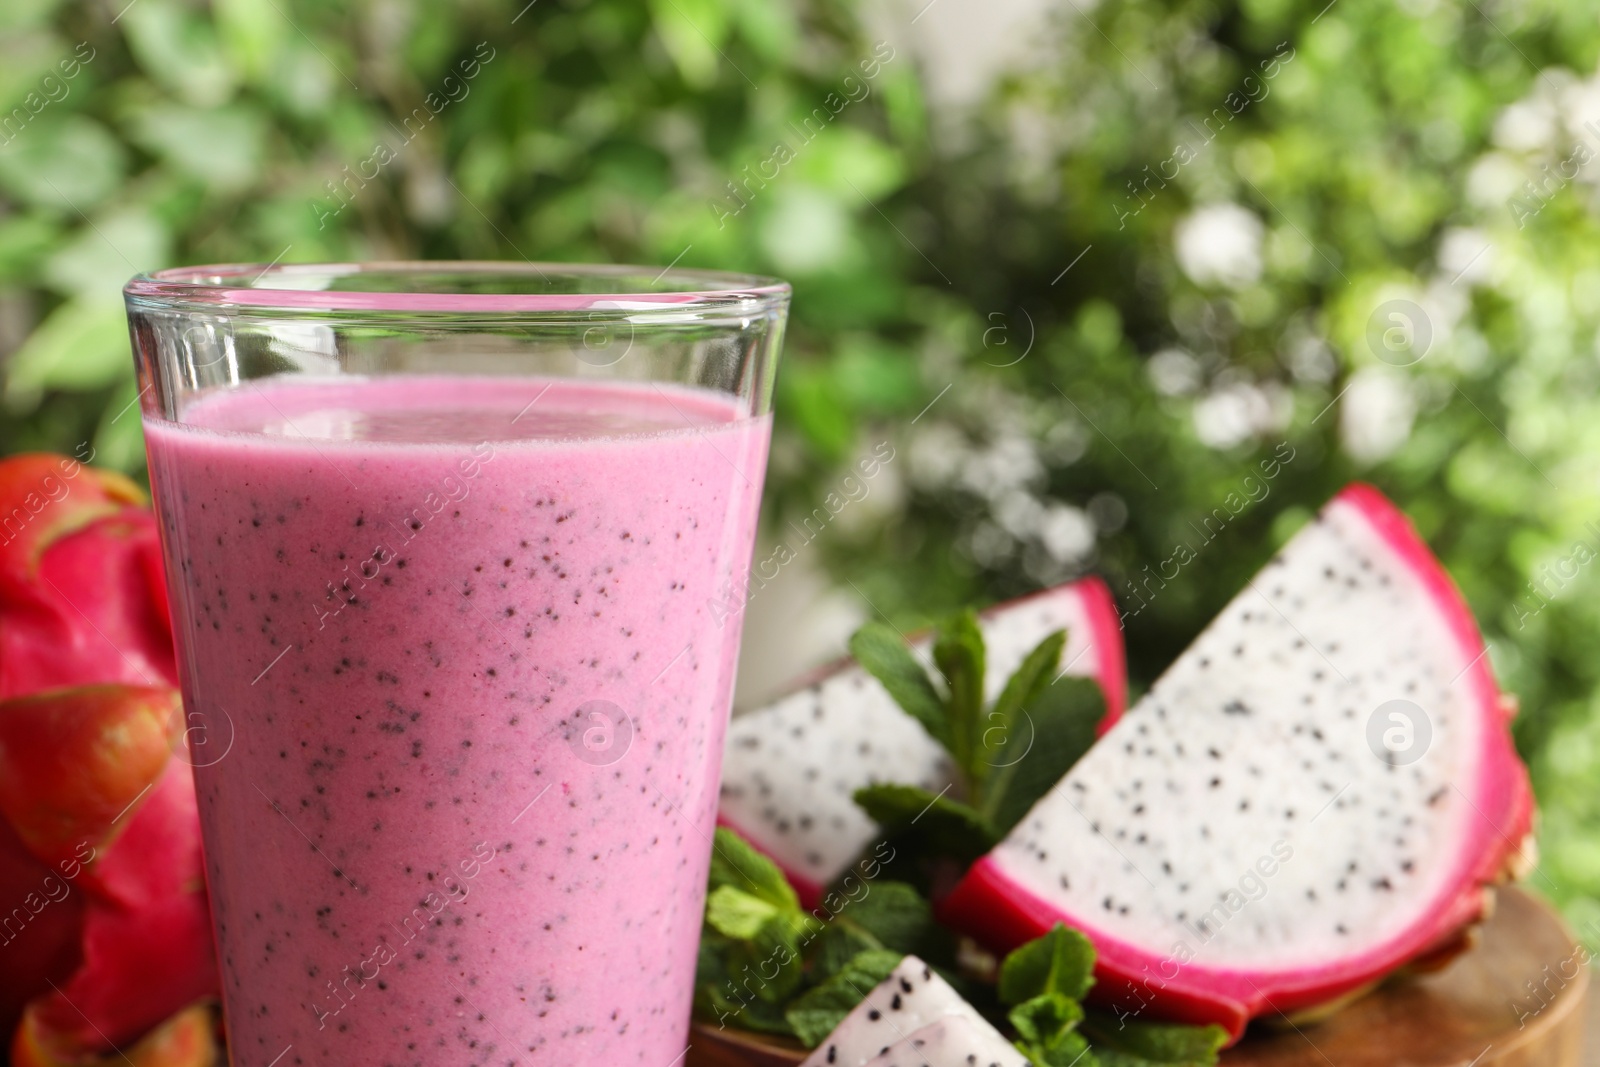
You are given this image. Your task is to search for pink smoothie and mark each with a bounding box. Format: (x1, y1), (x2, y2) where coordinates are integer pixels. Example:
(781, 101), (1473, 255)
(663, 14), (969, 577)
(142, 376), (769, 1067)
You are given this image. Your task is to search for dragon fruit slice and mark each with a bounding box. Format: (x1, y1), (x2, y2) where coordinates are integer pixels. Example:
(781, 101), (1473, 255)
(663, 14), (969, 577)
(721, 579), (1126, 905)
(865, 1016), (1031, 1067)
(942, 484), (1533, 1041)
(799, 956), (996, 1067)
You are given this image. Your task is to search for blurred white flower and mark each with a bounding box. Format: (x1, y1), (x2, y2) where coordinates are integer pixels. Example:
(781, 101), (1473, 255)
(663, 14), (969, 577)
(1339, 366), (1416, 465)
(959, 434), (1043, 498)
(1493, 98), (1559, 153)
(1147, 347), (1202, 395)
(1421, 279), (1469, 339)
(1041, 418), (1089, 465)
(1192, 381), (1289, 449)
(968, 521), (1015, 567)
(908, 423), (969, 489)
(1465, 153), (1527, 209)
(1437, 228), (1495, 286)
(1174, 203), (1264, 289)
(994, 489), (1044, 539)
(1284, 331), (1336, 384)
(1037, 503), (1096, 563)
(1087, 491), (1128, 534)
(1560, 76), (1600, 142)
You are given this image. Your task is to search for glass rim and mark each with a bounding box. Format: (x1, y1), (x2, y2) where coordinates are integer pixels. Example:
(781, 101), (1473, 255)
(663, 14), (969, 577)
(123, 260), (791, 317)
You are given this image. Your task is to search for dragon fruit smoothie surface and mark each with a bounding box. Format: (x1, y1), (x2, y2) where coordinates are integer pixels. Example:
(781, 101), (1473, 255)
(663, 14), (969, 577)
(141, 375), (770, 1067)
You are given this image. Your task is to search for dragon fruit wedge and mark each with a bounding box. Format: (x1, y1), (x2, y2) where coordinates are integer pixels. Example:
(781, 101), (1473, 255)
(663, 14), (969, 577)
(720, 579), (1126, 905)
(941, 484), (1533, 1042)
(799, 955), (1001, 1067)
(865, 1015), (1031, 1067)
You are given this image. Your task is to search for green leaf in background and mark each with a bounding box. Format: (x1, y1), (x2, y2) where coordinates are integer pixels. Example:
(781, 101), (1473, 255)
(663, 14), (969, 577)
(0, 214), (62, 283)
(43, 210), (169, 297)
(126, 103), (266, 192)
(985, 676), (1108, 836)
(710, 826), (800, 913)
(783, 948), (903, 1048)
(933, 610), (986, 775)
(93, 377), (147, 472)
(120, 0), (237, 105)
(647, 0), (729, 89)
(0, 29), (59, 112)
(998, 923), (1096, 1005)
(848, 622), (950, 749)
(5, 297), (130, 402)
(0, 117), (126, 210)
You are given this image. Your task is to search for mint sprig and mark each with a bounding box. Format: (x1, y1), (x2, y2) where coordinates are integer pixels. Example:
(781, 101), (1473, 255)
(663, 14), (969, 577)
(998, 925), (1227, 1067)
(847, 612), (1105, 848)
(695, 827), (949, 1042)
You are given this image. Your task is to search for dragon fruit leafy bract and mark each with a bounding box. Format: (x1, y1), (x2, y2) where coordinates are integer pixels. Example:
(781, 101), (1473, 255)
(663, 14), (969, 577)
(942, 484), (1533, 1040)
(0, 454), (217, 1067)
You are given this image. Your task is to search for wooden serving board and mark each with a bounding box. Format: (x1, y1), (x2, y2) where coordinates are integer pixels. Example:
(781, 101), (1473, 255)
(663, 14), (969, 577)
(688, 887), (1586, 1067)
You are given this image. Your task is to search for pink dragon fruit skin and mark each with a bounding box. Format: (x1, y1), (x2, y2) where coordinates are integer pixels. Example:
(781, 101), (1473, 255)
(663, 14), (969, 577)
(0, 454), (176, 698)
(941, 485), (1535, 1042)
(0, 453), (217, 1065)
(0, 686), (218, 1054)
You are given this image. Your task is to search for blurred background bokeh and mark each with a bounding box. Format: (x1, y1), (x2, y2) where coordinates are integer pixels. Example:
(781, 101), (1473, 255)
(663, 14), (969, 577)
(4, 0), (1600, 931)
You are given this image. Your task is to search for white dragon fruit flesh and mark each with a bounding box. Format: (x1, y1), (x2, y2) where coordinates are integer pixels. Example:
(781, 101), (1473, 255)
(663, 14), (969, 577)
(798, 955), (1001, 1067)
(720, 580), (1126, 904)
(942, 484), (1534, 1042)
(865, 1015), (1032, 1067)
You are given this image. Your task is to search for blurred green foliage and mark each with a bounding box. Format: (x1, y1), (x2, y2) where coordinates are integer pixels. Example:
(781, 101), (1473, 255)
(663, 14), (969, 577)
(4, 0), (1600, 924)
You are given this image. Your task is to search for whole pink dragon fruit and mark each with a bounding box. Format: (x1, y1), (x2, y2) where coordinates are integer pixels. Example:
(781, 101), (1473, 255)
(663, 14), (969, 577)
(0, 453), (219, 1067)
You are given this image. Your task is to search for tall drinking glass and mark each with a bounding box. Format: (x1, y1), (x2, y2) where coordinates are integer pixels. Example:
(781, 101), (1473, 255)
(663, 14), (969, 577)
(124, 263), (788, 1066)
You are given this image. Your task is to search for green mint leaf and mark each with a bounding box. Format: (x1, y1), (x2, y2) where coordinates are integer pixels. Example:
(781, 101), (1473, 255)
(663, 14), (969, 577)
(784, 949), (904, 1048)
(853, 783), (998, 866)
(694, 932), (800, 1036)
(1081, 1012), (1228, 1066)
(979, 628), (1066, 799)
(1008, 991), (1084, 1046)
(998, 924), (1096, 1005)
(705, 885), (781, 940)
(835, 880), (936, 954)
(933, 609), (986, 773)
(710, 826), (801, 912)
(805, 921), (883, 982)
(985, 675), (1107, 836)
(1021, 1030), (1100, 1067)
(988, 629), (1067, 749)
(849, 622), (951, 748)
(979, 629), (1067, 819)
